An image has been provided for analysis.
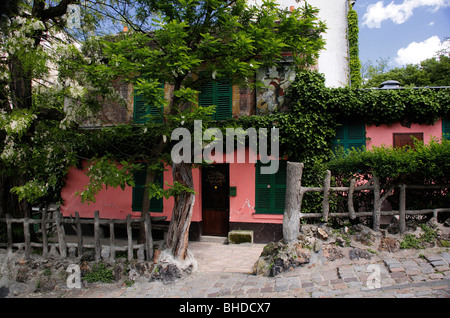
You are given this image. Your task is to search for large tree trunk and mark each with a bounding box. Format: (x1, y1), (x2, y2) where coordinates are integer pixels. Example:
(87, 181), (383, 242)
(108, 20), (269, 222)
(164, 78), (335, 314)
(164, 161), (195, 260)
(138, 168), (155, 244)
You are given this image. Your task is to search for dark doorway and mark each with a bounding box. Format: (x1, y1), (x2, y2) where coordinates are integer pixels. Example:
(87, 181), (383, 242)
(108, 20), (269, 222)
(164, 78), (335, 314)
(202, 164), (230, 236)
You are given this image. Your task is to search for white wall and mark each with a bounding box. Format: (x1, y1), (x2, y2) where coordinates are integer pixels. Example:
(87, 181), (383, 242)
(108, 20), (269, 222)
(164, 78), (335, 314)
(248, 0), (350, 87)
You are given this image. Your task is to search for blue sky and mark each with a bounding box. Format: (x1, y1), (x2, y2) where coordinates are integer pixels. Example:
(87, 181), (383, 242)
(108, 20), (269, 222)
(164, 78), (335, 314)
(354, 0), (450, 68)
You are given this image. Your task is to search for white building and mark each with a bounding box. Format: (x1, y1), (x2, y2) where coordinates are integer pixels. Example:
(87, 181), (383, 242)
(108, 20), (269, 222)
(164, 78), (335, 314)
(250, 0), (352, 87)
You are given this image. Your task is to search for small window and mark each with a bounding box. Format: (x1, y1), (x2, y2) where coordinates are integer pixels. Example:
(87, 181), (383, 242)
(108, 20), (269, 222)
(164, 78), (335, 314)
(332, 121), (366, 152)
(255, 160), (287, 214)
(132, 169), (164, 212)
(133, 83), (164, 124)
(443, 118), (450, 140)
(393, 133), (423, 149)
(199, 79), (232, 120)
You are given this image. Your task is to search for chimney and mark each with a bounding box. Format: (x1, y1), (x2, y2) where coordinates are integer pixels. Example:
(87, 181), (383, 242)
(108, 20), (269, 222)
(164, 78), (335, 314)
(379, 80), (401, 89)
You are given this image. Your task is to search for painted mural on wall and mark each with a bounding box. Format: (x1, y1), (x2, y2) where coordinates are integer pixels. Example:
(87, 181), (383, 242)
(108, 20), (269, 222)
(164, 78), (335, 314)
(256, 63), (296, 115)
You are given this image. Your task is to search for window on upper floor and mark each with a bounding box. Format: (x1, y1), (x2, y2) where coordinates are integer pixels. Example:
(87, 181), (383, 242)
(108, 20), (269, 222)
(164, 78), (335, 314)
(133, 83), (164, 124)
(198, 79), (232, 120)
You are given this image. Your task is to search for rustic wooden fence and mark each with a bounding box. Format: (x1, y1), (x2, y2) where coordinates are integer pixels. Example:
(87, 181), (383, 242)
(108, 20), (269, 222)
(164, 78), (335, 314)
(0, 209), (158, 262)
(283, 162), (450, 241)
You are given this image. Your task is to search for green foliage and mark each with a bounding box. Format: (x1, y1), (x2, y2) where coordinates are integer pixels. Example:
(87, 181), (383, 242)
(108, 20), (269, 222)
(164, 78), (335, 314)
(82, 263), (114, 283)
(76, 157), (142, 203)
(400, 224), (438, 249)
(347, 3), (362, 88)
(362, 49), (450, 88)
(328, 138), (450, 184)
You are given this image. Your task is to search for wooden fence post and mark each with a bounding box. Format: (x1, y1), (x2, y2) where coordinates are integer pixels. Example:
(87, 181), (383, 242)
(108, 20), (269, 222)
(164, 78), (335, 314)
(126, 214), (133, 261)
(75, 212), (83, 257)
(6, 214), (12, 254)
(94, 211), (101, 262)
(41, 208), (48, 258)
(23, 216), (30, 259)
(322, 170), (331, 222)
(399, 184), (406, 233)
(109, 219), (115, 262)
(55, 212), (67, 258)
(348, 179), (356, 219)
(283, 162), (304, 243)
(372, 176), (381, 231)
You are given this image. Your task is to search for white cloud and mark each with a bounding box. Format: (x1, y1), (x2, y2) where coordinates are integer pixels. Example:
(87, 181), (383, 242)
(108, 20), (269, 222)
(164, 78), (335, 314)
(394, 35), (444, 65)
(362, 0), (450, 28)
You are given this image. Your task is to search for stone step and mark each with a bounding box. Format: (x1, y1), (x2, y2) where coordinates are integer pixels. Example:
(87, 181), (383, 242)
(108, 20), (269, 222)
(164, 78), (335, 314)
(199, 235), (228, 244)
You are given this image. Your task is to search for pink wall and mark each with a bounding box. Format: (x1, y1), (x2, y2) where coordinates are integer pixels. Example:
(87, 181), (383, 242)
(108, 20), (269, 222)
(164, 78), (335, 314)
(61, 150), (282, 224)
(365, 119), (443, 149)
(226, 147), (283, 225)
(61, 161), (202, 221)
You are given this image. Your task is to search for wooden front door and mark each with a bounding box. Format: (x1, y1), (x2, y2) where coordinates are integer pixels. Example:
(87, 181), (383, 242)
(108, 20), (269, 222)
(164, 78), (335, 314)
(202, 164), (230, 236)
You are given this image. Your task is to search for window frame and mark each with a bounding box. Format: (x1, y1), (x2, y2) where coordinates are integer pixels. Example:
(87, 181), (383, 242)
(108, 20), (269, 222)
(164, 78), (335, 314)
(254, 160), (287, 215)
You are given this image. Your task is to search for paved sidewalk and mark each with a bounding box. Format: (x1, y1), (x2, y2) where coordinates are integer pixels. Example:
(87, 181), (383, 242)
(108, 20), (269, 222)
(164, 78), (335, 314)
(39, 242), (450, 298)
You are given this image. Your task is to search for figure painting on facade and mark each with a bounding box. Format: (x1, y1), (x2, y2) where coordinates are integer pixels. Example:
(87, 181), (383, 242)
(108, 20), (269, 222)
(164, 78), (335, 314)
(256, 63), (296, 115)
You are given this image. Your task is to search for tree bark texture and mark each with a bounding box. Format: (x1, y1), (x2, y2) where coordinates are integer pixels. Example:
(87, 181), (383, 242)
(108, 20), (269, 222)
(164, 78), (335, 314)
(282, 162), (304, 243)
(164, 161), (195, 260)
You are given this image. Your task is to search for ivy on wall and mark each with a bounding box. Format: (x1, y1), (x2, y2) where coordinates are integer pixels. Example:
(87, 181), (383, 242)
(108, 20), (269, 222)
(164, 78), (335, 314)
(347, 2), (362, 88)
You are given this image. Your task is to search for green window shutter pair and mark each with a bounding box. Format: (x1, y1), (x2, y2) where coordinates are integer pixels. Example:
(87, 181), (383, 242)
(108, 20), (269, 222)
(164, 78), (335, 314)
(133, 83), (164, 124)
(443, 118), (450, 140)
(199, 79), (232, 120)
(132, 170), (164, 212)
(332, 121), (366, 152)
(255, 160), (287, 214)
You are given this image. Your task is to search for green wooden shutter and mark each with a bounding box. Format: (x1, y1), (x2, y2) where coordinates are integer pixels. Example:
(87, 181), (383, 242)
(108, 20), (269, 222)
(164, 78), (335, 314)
(347, 122), (366, 150)
(132, 170), (164, 213)
(255, 160), (287, 214)
(133, 83), (164, 124)
(215, 79), (232, 120)
(443, 118), (450, 140)
(255, 162), (272, 214)
(133, 93), (148, 124)
(273, 161), (287, 213)
(199, 79), (232, 120)
(332, 121), (365, 152)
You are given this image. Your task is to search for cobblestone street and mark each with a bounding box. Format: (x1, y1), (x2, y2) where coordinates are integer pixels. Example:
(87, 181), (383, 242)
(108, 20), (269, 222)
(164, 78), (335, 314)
(27, 243), (450, 299)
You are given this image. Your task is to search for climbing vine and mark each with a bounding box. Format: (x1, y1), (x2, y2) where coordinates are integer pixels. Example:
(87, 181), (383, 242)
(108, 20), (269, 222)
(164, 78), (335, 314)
(347, 2), (362, 88)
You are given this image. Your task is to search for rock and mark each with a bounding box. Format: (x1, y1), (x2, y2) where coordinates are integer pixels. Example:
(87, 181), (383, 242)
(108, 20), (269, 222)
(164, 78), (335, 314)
(317, 228), (328, 240)
(349, 248), (372, 260)
(16, 267), (29, 283)
(322, 245), (344, 261)
(68, 247), (77, 258)
(101, 246), (110, 261)
(444, 218), (450, 227)
(80, 250), (95, 262)
(335, 237), (347, 247)
(151, 249), (198, 284)
(137, 247), (145, 262)
(0, 287), (10, 298)
(378, 236), (400, 253)
(313, 239), (322, 253)
(253, 240), (311, 277)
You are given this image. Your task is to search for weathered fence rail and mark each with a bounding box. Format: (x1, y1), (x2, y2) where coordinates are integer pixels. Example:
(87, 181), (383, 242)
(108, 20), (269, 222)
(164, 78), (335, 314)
(283, 162), (450, 242)
(0, 210), (160, 262)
